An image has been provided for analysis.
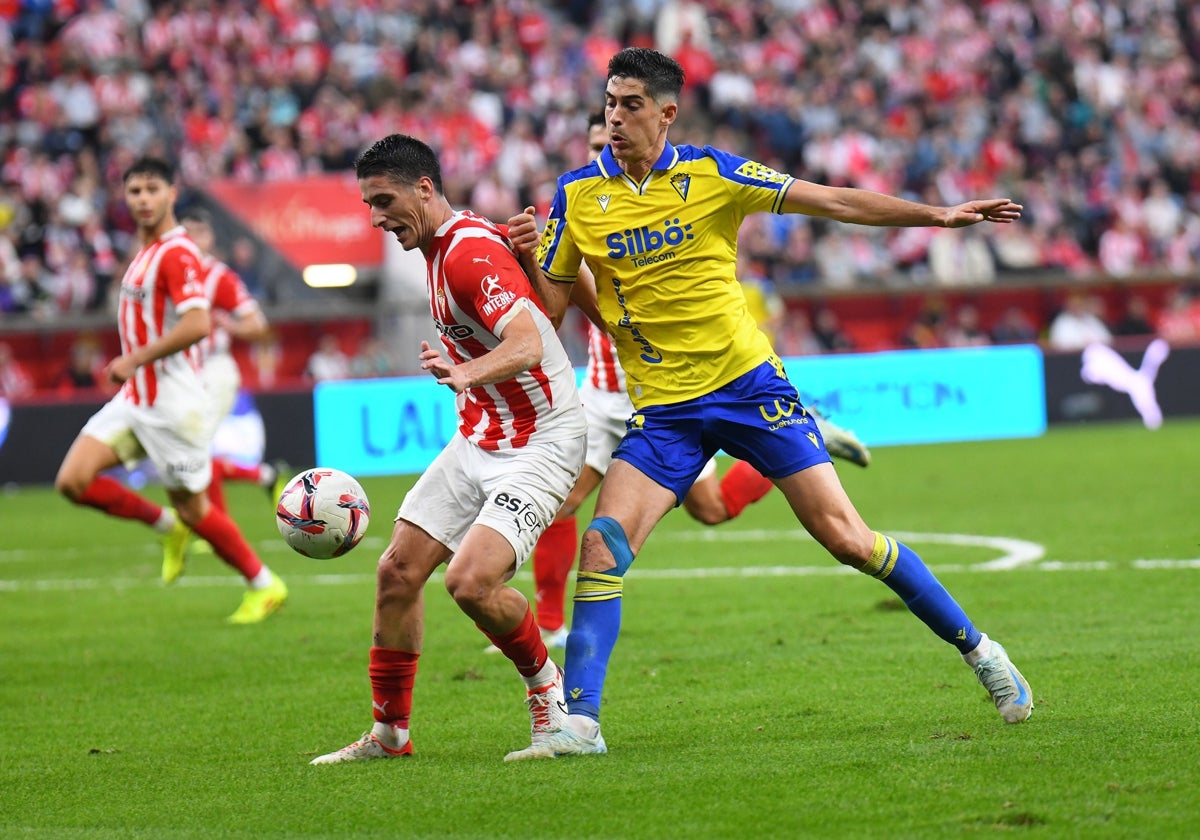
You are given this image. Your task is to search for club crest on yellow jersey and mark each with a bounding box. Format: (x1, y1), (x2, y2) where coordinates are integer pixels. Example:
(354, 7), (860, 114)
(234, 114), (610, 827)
(670, 172), (691, 201)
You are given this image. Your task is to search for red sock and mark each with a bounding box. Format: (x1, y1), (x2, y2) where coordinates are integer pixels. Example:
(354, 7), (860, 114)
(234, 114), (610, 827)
(191, 506), (264, 580)
(532, 516), (577, 632)
(368, 647), (419, 728)
(206, 463), (228, 514)
(77, 475), (162, 525)
(479, 607), (549, 678)
(215, 457), (262, 483)
(719, 460), (774, 519)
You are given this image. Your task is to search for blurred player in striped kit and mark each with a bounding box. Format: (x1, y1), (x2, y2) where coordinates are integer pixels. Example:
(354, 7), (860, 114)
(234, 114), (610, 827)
(55, 157), (287, 624)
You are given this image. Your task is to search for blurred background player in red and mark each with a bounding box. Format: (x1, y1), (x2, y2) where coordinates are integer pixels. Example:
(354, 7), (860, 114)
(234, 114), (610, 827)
(54, 157), (287, 624)
(520, 113), (871, 650)
(179, 207), (289, 519)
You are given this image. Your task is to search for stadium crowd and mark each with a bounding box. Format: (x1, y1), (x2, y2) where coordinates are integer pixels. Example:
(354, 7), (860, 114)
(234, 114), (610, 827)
(2, 1), (1200, 335)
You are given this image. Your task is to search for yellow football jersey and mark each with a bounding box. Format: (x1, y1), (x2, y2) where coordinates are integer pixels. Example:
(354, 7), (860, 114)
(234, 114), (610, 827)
(537, 142), (793, 408)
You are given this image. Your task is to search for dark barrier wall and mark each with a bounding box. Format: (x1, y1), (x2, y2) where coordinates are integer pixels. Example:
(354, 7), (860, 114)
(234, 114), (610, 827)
(0, 389), (317, 487)
(1044, 343), (1200, 426)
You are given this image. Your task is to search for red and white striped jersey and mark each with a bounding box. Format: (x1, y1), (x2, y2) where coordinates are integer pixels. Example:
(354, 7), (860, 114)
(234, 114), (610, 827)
(427, 211), (584, 450)
(197, 255), (259, 363)
(584, 322), (626, 395)
(115, 226), (208, 407)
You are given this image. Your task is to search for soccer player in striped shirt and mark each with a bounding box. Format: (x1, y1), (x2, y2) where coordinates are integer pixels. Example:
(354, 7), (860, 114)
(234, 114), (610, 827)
(310, 134), (588, 764)
(178, 207), (289, 516)
(505, 48), (1032, 760)
(54, 157), (287, 624)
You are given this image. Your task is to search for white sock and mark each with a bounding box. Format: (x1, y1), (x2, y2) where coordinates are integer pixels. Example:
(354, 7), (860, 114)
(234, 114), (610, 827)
(249, 568), (274, 590)
(259, 462), (277, 487)
(522, 658), (558, 691)
(370, 721), (409, 747)
(153, 509), (176, 534)
(962, 633), (993, 667)
(566, 714), (599, 738)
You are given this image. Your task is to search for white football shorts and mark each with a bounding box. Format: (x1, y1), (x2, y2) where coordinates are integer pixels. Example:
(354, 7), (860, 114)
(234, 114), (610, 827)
(200, 352), (241, 431)
(81, 382), (216, 493)
(397, 432), (587, 567)
(580, 381), (634, 476)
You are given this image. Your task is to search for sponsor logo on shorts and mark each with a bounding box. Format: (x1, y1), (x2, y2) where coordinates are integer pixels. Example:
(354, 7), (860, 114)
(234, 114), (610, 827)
(758, 398), (811, 431)
(166, 458), (206, 477)
(494, 491), (540, 536)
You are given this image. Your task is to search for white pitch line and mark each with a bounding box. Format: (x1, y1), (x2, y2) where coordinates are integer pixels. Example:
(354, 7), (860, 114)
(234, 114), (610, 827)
(2, 557), (1199, 593)
(671, 529), (1045, 571)
(0, 528), (1194, 592)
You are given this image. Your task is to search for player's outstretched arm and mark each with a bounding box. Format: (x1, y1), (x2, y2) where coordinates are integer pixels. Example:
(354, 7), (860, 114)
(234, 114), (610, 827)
(781, 180), (1022, 228)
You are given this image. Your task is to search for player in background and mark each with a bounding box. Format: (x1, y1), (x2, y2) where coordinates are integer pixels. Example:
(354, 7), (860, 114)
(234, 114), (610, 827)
(505, 49), (1032, 760)
(310, 134), (588, 764)
(523, 113), (872, 649)
(178, 207), (289, 521)
(54, 157), (288, 624)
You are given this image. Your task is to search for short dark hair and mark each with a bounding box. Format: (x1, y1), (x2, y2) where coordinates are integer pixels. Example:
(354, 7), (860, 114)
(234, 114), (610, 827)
(123, 156), (175, 184)
(355, 134), (443, 195)
(179, 206), (212, 226)
(607, 48), (684, 103)
(587, 111), (606, 131)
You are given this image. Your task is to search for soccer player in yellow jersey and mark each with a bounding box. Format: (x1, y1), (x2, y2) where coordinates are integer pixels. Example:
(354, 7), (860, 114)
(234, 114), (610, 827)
(505, 48), (1032, 760)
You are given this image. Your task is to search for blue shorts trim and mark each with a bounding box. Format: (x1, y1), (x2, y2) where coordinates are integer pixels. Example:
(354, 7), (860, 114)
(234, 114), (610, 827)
(612, 357), (831, 503)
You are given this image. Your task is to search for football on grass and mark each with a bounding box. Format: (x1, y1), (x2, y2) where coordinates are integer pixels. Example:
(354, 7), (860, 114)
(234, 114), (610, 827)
(275, 468), (370, 559)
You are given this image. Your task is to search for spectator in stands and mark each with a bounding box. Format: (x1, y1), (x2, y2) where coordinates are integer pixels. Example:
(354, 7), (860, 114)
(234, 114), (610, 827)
(349, 335), (398, 379)
(1040, 223), (1093, 276)
(928, 228), (996, 286)
(0, 342), (35, 399)
(901, 297), (949, 350)
(305, 333), (351, 381)
(1156, 287), (1200, 345)
(1097, 217), (1146, 278)
(943, 304), (992, 347)
(15, 255), (52, 318)
(811, 307), (855, 353)
(54, 334), (107, 394)
(227, 236), (266, 299)
(990, 305), (1040, 345)
(1, 259), (37, 315)
(774, 308), (823, 357)
(4, 0), (1200, 336)
(1048, 292), (1113, 351)
(1112, 295), (1157, 338)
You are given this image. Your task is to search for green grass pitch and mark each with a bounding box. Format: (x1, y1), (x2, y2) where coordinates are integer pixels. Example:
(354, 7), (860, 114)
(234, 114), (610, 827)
(2, 419), (1198, 838)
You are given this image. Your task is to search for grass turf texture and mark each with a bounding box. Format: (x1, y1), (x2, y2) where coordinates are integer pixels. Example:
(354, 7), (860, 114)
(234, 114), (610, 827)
(2, 419), (1197, 838)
